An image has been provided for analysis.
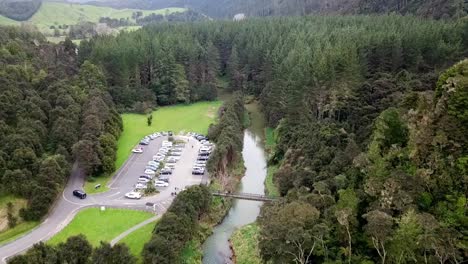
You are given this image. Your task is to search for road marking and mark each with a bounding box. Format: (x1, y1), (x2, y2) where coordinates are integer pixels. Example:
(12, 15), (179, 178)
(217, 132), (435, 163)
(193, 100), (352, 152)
(104, 192), (121, 199)
(62, 190), (94, 206)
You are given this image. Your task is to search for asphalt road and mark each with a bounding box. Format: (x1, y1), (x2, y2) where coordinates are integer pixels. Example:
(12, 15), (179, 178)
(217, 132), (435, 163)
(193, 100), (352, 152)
(0, 134), (205, 263)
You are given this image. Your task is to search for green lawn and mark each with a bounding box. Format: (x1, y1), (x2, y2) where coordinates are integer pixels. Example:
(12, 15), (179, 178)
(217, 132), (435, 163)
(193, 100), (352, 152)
(119, 221), (157, 261)
(265, 165), (279, 197)
(0, 2), (186, 34)
(231, 224), (262, 264)
(0, 221), (39, 246)
(48, 208), (154, 247)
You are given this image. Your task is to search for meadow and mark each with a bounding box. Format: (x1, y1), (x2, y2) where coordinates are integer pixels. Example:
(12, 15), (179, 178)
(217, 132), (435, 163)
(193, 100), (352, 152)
(48, 208), (154, 247)
(119, 221), (157, 261)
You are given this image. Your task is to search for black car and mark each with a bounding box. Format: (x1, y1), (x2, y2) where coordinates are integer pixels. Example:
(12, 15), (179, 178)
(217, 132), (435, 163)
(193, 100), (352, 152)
(73, 190), (87, 199)
(160, 169), (172, 175)
(192, 169), (205, 175)
(197, 156), (209, 161)
(199, 152), (210, 157)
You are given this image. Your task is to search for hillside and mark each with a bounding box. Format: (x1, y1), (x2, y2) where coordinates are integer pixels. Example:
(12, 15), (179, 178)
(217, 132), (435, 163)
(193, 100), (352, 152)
(0, 0), (41, 20)
(0, 2), (186, 36)
(79, 0), (468, 19)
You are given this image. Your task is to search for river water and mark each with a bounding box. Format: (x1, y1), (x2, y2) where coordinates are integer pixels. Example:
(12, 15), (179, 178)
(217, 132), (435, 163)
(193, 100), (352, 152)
(202, 125), (267, 263)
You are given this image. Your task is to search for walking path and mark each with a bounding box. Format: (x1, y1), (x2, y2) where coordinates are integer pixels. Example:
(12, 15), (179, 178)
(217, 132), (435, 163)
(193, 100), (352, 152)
(110, 215), (160, 246)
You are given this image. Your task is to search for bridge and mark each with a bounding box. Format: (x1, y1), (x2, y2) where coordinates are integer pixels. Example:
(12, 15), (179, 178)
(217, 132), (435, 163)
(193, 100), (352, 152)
(212, 191), (278, 202)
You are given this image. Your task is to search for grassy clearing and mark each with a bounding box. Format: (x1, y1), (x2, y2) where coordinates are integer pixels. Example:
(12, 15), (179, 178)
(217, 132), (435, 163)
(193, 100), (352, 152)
(0, 2), (185, 34)
(265, 165), (279, 197)
(119, 221), (157, 261)
(180, 239), (203, 264)
(48, 208), (154, 247)
(84, 175), (111, 194)
(265, 127), (276, 152)
(0, 221), (39, 246)
(231, 223), (262, 264)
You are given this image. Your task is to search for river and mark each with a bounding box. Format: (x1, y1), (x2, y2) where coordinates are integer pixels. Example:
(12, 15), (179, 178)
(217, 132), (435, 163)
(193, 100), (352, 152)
(202, 104), (267, 264)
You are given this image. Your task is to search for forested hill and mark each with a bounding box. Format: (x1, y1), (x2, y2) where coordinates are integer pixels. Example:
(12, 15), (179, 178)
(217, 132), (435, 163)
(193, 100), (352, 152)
(81, 0), (467, 19)
(0, 0), (42, 20)
(77, 15), (468, 262)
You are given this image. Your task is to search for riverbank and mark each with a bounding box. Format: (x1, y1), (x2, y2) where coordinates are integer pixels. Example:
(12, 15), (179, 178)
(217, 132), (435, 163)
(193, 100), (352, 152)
(231, 223), (262, 264)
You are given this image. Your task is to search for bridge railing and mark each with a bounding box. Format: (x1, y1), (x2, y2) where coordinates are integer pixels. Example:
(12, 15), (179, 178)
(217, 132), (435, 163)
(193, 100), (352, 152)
(211, 191), (278, 201)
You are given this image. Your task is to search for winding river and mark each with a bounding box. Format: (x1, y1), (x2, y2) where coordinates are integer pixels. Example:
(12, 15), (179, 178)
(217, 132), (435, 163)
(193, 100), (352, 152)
(202, 104), (267, 264)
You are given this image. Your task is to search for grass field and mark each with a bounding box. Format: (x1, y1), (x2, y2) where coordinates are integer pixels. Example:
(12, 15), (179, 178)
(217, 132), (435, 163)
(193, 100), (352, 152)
(0, 2), (185, 34)
(231, 223), (262, 264)
(48, 208), (154, 247)
(265, 165), (279, 197)
(119, 221), (157, 261)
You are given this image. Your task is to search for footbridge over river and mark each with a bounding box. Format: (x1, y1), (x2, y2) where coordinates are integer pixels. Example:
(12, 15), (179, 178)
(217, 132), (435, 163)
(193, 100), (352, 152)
(211, 191), (278, 202)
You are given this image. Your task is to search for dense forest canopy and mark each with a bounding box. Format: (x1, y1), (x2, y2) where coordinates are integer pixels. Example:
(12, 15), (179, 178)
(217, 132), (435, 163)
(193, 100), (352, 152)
(76, 15), (468, 263)
(0, 27), (121, 221)
(0, 0), (41, 20)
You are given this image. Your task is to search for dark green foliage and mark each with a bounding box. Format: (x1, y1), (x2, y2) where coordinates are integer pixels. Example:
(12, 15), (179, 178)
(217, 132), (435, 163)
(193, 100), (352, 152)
(91, 242), (136, 264)
(142, 185), (211, 263)
(207, 92), (244, 177)
(8, 235), (135, 264)
(0, 26), (121, 221)
(0, 0), (42, 21)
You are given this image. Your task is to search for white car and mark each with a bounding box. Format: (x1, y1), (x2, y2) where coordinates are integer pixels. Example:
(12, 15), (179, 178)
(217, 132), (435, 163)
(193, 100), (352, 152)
(144, 169), (156, 175)
(154, 181), (169, 187)
(125, 191), (142, 199)
(132, 147), (143, 153)
(134, 183), (147, 189)
(148, 161), (159, 167)
(138, 177), (151, 183)
(153, 156), (164, 162)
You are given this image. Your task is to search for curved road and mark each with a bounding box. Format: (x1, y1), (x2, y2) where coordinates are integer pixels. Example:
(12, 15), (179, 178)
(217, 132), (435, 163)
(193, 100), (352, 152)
(0, 135), (206, 263)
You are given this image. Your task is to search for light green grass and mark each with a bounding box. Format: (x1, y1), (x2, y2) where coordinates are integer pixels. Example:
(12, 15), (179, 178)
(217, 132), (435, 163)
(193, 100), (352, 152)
(231, 223), (262, 264)
(0, 221), (39, 246)
(0, 15), (18, 26)
(0, 3), (186, 34)
(265, 127), (276, 152)
(116, 101), (221, 170)
(48, 208), (154, 247)
(120, 221), (157, 261)
(265, 165), (279, 197)
(180, 239), (203, 264)
(84, 175), (111, 194)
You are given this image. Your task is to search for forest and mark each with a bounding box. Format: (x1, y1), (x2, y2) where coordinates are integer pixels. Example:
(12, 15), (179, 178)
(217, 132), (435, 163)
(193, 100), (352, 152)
(74, 15), (468, 263)
(1, 11), (467, 264)
(0, 27), (121, 221)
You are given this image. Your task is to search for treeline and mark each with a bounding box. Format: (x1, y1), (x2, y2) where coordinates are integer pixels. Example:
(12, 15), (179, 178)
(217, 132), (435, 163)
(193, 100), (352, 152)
(142, 185), (211, 263)
(207, 92), (245, 182)
(0, 0), (42, 21)
(78, 26), (220, 112)
(0, 27), (121, 221)
(8, 235), (136, 264)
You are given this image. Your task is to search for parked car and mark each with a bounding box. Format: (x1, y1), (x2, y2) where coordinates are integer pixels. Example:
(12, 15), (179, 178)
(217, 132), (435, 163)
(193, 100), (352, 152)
(139, 140), (149, 145)
(132, 147), (144, 153)
(153, 156), (164, 162)
(199, 152), (210, 157)
(134, 183), (147, 190)
(72, 190), (87, 199)
(144, 169), (156, 175)
(146, 165), (158, 171)
(170, 152), (182, 156)
(166, 163), (176, 169)
(167, 157), (180, 163)
(138, 178), (151, 184)
(154, 181), (169, 187)
(125, 191), (142, 199)
(195, 160), (207, 165)
(160, 169), (172, 175)
(192, 168), (205, 175)
(197, 156), (209, 161)
(158, 176), (170, 183)
(140, 175), (153, 180)
(148, 161), (159, 167)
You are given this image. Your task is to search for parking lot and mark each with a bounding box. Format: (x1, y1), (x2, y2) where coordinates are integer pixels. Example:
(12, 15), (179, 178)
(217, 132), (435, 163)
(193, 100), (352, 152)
(104, 132), (211, 204)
